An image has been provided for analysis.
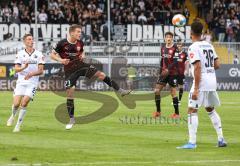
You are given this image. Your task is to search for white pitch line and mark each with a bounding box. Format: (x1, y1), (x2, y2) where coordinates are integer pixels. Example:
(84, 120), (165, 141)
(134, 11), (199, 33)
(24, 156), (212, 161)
(5, 161), (153, 166)
(173, 160), (240, 164)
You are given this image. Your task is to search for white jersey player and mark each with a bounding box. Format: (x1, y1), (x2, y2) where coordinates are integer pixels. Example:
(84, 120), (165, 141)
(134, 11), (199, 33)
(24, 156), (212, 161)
(177, 22), (227, 149)
(6, 34), (45, 132)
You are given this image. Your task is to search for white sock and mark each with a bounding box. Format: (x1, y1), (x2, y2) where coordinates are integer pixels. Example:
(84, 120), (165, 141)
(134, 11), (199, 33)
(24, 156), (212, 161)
(16, 107), (27, 127)
(188, 113), (198, 144)
(11, 105), (18, 117)
(208, 109), (224, 141)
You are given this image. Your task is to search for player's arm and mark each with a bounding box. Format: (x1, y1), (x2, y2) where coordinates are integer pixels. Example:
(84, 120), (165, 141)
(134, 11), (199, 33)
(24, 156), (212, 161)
(79, 51), (85, 61)
(214, 58), (220, 69)
(184, 55), (190, 75)
(24, 64), (44, 80)
(50, 51), (70, 65)
(193, 61), (201, 93)
(14, 53), (28, 73)
(50, 41), (70, 65)
(188, 45), (200, 100)
(14, 64), (28, 73)
(212, 46), (220, 69)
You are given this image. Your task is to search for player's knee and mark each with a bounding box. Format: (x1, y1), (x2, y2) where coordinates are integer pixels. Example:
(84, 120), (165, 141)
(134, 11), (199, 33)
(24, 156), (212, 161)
(20, 101), (29, 107)
(154, 88), (160, 95)
(205, 107), (214, 112)
(98, 72), (106, 80)
(188, 108), (197, 114)
(13, 103), (20, 109)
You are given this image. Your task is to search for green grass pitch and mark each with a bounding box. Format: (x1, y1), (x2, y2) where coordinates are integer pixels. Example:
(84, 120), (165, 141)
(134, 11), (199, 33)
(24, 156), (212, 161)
(0, 91), (240, 166)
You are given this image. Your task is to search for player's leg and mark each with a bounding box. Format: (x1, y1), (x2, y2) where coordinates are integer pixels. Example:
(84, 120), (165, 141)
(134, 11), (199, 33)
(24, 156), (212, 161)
(178, 75), (185, 102)
(177, 92), (202, 149)
(205, 91), (226, 147)
(7, 95), (22, 126)
(205, 107), (226, 147)
(65, 86), (76, 130)
(94, 71), (131, 96)
(14, 95), (31, 132)
(170, 87), (180, 118)
(169, 76), (179, 118)
(153, 83), (165, 118)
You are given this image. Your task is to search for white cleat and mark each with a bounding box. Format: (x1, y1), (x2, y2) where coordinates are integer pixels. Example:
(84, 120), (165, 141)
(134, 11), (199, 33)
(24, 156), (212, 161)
(7, 116), (14, 127)
(13, 125), (20, 132)
(65, 118), (75, 130)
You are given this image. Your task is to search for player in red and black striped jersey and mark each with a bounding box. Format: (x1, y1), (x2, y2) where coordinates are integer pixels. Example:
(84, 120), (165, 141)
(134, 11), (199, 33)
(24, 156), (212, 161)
(50, 25), (131, 130)
(176, 40), (189, 103)
(153, 32), (180, 119)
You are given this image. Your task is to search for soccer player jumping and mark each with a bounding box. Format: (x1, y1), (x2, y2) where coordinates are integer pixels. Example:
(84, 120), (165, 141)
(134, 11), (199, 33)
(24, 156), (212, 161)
(177, 21), (227, 149)
(50, 24), (131, 130)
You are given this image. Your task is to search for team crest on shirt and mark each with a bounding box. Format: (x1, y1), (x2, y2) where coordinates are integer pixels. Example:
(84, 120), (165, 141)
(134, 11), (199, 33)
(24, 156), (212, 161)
(77, 46), (81, 51)
(34, 54), (38, 59)
(189, 53), (194, 59)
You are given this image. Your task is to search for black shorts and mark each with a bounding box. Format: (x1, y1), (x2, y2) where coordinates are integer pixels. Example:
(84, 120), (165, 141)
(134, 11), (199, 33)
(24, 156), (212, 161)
(64, 63), (98, 88)
(177, 75), (185, 85)
(157, 75), (178, 87)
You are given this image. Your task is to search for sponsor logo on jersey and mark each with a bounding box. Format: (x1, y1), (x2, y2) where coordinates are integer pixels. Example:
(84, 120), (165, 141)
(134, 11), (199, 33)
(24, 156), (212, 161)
(77, 46), (81, 51)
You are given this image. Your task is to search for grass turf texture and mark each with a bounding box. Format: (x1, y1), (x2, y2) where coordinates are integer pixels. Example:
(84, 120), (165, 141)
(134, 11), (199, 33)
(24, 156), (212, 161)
(0, 91), (239, 166)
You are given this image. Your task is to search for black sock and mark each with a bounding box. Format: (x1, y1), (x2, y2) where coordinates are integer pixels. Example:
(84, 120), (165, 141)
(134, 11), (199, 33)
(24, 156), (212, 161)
(173, 97), (179, 115)
(67, 99), (74, 118)
(103, 76), (120, 91)
(179, 88), (183, 101)
(155, 94), (161, 112)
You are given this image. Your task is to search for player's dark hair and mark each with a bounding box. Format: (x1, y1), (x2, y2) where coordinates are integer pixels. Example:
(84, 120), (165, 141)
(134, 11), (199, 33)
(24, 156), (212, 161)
(69, 24), (82, 33)
(23, 33), (33, 40)
(165, 32), (174, 37)
(191, 21), (203, 36)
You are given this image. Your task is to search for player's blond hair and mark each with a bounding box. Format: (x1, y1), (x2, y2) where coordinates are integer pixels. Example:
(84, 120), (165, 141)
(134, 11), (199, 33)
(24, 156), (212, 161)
(23, 33), (33, 40)
(69, 24), (82, 33)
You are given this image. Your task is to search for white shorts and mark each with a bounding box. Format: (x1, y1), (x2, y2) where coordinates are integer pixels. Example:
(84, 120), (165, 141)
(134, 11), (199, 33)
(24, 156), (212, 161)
(14, 83), (37, 99)
(188, 91), (220, 109)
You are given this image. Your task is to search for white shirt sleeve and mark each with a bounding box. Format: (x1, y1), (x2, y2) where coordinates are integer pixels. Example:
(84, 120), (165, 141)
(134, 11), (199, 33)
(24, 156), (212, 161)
(188, 44), (200, 64)
(212, 45), (218, 60)
(38, 52), (45, 65)
(14, 52), (21, 64)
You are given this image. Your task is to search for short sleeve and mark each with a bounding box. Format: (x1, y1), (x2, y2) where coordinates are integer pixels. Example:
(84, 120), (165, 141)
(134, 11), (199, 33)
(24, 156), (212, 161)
(14, 52), (21, 65)
(188, 44), (200, 64)
(38, 52), (45, 65)
(53, 41), (62, 54)
(212, 46), (218, 60)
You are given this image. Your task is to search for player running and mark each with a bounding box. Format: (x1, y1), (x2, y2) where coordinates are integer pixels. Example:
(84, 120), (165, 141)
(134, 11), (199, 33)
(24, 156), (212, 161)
(7, 33), (45, 132)
(50, 24), (131, 130)
(177, 21), (227, 149)
(153, 32), (180, 119)
(176, 39), (189, 104)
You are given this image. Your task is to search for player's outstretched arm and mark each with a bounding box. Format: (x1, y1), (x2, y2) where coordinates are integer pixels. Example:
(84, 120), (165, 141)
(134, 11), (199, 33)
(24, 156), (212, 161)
(214, 58), (220, 70)
(50, 51), (69, 65)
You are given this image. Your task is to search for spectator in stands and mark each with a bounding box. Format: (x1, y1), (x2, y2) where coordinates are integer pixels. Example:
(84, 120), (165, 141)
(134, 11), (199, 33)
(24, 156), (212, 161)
(233, 55), (239, 64)
(138, 12), (147, 24)
(218, 15), (226, 42)
(2, 5), (11, 22)
(203, 29), (212, 43)
(38, 9), (48, 23)
(183, 7), (190, 25)
(20, 10), (30, 23)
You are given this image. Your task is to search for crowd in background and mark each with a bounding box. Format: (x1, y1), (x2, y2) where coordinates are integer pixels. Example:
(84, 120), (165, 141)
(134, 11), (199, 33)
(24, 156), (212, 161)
(196, 0), (240, 42)
(0, 0), (186, 41)
(1, 0), (240, 42)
